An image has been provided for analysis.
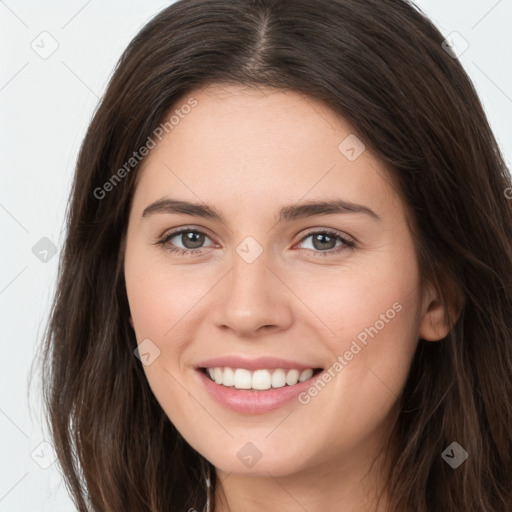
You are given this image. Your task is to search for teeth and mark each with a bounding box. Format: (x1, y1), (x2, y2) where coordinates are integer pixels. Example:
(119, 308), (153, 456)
(271, 369), (286, 388)
(233, 368), (252, 389)
(204, 367), (317, 390)
(223, 367), (235, 387)
(285, 369), (300, 386)
(251, 369), (271, 390)
(298, 368), (313, 382)
(213, 367), (223, 384)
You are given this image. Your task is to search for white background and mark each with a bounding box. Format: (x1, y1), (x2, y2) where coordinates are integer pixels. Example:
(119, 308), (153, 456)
(0, 1), (511, 510)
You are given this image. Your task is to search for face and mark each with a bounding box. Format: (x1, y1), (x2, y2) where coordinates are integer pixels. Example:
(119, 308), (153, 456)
(124, 84), (445, 481)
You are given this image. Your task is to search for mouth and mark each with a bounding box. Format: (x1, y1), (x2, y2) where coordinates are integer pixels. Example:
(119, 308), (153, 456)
(194, 355), (326, 414)
(199, 366), (324, 391)
(195, 365), (324, 414)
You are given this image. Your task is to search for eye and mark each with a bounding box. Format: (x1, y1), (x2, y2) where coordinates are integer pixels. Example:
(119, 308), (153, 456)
(156, 228), (215, 256)
(296, 229), (355, 256)
(156, 227), (356, 257)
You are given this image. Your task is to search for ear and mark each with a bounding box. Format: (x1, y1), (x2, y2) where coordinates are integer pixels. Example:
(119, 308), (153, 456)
(419, 279), (462, 342)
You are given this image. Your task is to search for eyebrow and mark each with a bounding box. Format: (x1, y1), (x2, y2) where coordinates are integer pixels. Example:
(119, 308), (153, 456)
(141, 198), (381, 222)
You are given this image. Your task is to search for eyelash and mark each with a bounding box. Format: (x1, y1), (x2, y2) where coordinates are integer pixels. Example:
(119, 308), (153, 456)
(156, 227), (356, 258)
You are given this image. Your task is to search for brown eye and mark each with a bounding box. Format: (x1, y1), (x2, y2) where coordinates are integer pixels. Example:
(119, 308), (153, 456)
(297, 230), (355, 256)
(158, 228), (215, 255)
(310, 233), (338, 250)
(175, 231), (206, 249)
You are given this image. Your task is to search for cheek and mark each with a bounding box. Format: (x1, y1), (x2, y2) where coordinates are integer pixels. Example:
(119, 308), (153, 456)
(124, 249), (204, 418)
(124, 244), (210, 339)
(292, 248), (421, 343)
(290, 247), (421, 401)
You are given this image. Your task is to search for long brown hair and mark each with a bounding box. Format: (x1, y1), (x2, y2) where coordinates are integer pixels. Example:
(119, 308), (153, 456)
(37, 0), (512, 510)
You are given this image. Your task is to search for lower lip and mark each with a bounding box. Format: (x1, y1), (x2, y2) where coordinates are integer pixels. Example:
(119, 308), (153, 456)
(195, 369), (322, 414)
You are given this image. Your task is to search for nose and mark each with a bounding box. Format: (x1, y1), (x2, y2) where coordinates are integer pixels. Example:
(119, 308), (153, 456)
(212, 246), (293, 338)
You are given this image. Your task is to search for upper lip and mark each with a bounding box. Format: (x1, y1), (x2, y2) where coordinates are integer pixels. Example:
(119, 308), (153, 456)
(195, 356), (322, 371)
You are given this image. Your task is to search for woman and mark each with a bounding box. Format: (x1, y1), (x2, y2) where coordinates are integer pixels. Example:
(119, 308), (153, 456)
(39, 0), (512, 510)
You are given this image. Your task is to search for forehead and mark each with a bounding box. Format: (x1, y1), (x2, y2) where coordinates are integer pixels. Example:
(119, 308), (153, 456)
(131, 84), (402, 220)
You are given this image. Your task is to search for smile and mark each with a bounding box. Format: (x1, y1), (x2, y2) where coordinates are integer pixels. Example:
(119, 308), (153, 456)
(202, 367), (323, 390)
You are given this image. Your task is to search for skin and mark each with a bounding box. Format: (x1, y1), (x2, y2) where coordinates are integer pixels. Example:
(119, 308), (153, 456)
(123, 84), (453, 512)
